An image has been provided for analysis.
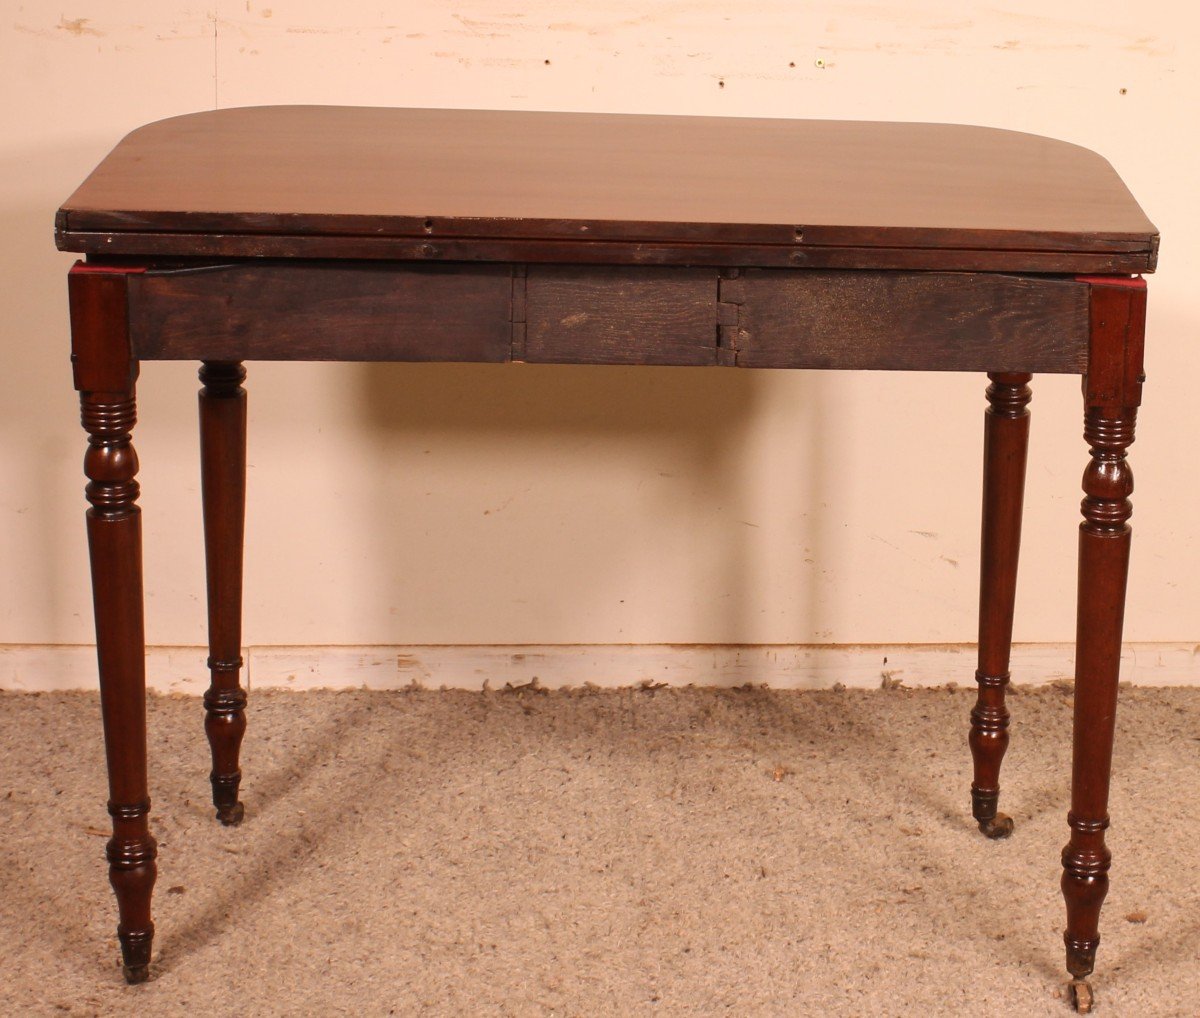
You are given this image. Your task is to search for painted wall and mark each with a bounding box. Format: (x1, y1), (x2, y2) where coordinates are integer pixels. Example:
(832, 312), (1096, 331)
(1, 4), (1196, 665)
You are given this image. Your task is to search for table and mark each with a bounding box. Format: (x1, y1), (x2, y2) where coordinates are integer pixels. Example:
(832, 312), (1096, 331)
(56, 106), (1158, 1011)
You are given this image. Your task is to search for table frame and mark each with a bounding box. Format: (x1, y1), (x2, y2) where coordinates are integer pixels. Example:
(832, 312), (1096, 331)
(68, 256), (1146, 1011)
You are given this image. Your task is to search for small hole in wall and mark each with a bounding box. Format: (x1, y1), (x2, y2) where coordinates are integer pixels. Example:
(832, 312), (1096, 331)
(789, 61), (796, 68)
(718, 79), (725, 88)
(1119, 87), (1127, 95)
(423, 219), (433, 233)
(544, 59), (550, 65)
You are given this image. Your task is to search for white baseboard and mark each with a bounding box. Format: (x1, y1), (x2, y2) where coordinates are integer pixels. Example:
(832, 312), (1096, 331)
(2, 642), (1199, 693)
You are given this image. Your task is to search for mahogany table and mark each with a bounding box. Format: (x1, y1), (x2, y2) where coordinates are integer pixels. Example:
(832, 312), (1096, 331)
(56, 106), (1158, 1011)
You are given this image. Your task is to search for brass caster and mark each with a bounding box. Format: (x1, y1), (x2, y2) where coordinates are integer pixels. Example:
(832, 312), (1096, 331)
(1068, 979), (1094, 1014)
(216, 800), (245, 826)
(123, 963), (149, 985)
(978, 812), (1014, 839)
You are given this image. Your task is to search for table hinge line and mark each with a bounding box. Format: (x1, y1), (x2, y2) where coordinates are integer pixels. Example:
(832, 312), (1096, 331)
(716, 269), (744, 366)
(510, 264), (528, 363)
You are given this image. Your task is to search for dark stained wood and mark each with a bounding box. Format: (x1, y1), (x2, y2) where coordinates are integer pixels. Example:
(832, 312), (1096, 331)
(67, 233), (1153, 274)
(123, 260), (1093, 372)
(55, 106), (1157, 273)
(523, 266), (717, 365)
(969, 373), (1031, 840)
(199, 362), (249, 827)
(1078, 277), (1148, 407)
(1061, 278), (1146, 1006)
(129, 262), (513, 362)
(510, 265), (527, 360)
(728, 270), (1089, 373)
(57, 110), (1159, 1004)
(69, 264), (157, 984)
(68, 266), (139, 392)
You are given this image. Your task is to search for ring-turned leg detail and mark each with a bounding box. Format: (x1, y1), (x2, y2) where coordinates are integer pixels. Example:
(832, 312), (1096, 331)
(107, 798), (158, 982)
(970, 671), (1013, 839)
(970, 372), (1031, 839)
(82, 390), (158, 983)
(1061, 406), (1136, 1012)
(1059, 277), (1146, 1013)
(199, 362), (249, 826)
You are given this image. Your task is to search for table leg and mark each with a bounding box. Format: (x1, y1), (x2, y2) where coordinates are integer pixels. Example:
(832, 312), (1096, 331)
(970, 372), (1031, 839)
(199, 362), (248, 826)
(84, 390), (157, 983)
(70, 265), (157, 983)
(1062, 403), (1135, 1013)
(1061, 278), (1146, 1013)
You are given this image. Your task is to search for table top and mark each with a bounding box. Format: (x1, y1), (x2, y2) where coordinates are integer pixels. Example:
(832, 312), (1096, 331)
(56, 105), (1157, 273)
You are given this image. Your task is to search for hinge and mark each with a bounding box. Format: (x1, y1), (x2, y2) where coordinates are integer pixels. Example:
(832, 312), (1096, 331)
(716, 269), (744, 366)
(510, 264), (527, 362)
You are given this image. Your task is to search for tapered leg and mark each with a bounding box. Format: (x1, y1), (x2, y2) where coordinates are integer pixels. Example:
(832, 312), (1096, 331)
(1061, 406), (1135, 1011)
(969, 372), (1031, 839)
(83, 389), (157, 982)
(1061, 277), (1146, 1013)
(199, 362), (248, 826)
(71, 265), (157, 983)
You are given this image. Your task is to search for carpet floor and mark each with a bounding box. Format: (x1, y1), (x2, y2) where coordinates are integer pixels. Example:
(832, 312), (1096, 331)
(2, 683), (1199, 1017)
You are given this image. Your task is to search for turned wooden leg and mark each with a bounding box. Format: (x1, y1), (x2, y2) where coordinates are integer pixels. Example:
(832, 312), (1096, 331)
(1061, 405), (1135, 1011)
(71, 265), (157, 984)
(1061, 278), (1146, 1014)
(84, 390), (157, 983)
(199, 362), (248, 826)
(970, 372), (1031, 839)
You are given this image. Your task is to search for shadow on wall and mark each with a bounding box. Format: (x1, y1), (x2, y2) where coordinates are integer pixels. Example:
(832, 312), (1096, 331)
(2, 135), (834, 652)
(0, 145), (133, 646)
(355, 360), (832, 648)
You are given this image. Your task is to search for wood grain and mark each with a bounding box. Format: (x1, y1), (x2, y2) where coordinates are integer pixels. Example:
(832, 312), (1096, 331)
(70, 233), (1154, 274)
(730, 270), (1089, 373)
(199, 362), (249, 828)
(56, 106), (1157, 272)
(129, 262), (513, 362)
(69, 265), (158, 984)
(125, 261), (1092, 373)
(970, 373), (1032, 840)
(523, 266), (717, 365)
(1061, 279), (1147, 993)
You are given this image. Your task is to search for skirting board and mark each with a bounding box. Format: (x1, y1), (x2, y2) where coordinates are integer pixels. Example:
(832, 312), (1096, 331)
(2, 643), (1199, 694)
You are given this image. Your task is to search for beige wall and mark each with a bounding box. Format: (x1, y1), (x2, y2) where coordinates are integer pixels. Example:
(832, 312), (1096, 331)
(2, 3), (1197, 658)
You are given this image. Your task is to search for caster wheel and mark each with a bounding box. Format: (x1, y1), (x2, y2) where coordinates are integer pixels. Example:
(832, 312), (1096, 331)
(123, 963), (149, 985)
(216, 800), (245, 826)
(1068, 979), (1094, 1014)
(978, 812), (1014, 839)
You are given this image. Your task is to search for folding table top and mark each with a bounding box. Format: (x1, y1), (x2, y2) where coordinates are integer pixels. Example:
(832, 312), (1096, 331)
(56, 105), (1157, 273)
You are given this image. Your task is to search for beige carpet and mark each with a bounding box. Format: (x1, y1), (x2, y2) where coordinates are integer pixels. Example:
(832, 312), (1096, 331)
(2, 683), (1198, 1017)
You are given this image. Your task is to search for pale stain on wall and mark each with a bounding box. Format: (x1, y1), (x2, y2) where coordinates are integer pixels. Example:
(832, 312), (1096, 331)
(12, 17), (104, 39)
(58, 16), (103, 37)
(451, 14), (518, 39)
(990, 39), (1089, 51)
(1122, 36), (1172, 57)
